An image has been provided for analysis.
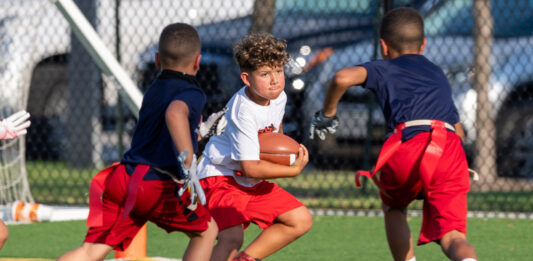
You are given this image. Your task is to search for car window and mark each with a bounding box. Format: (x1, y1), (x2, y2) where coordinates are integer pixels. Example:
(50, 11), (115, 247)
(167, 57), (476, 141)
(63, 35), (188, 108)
(276, 0), (429, 16)
(424, 0), (533, 37)
(276, 0), (375, 15)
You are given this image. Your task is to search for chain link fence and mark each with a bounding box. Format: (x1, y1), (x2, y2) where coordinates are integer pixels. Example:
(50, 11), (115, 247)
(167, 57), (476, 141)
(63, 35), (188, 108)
(2, 0), (533, 215)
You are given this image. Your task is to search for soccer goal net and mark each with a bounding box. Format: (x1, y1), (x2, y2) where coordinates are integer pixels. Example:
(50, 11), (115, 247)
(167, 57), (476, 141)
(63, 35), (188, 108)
(0, 128), (34, 206)
(0, 0), (142, 218)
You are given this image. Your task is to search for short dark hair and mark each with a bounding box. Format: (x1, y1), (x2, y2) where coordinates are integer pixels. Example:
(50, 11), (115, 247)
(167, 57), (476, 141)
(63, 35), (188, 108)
(233, 33), (290, 72)
(158, 23), (201, 68)
(380, 7), (424, 52)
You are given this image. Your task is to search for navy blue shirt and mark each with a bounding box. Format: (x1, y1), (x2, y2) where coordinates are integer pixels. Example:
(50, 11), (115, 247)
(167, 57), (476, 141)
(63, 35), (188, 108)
(121, 70), (206, 179)
(361, 54), (459, 141)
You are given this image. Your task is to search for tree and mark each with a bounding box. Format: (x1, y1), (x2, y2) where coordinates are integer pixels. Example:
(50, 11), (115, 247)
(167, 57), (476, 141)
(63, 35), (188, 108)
(473, 0), (496, 189)
(249, 0), (276, 33)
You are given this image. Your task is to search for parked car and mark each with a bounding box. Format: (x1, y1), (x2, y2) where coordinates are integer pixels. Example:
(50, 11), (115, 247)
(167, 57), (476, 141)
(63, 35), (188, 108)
(137, 0), (431, 157)
(426, 0), (533, 178)
(294, 0), (533, 176)
(137, 0), (381, 114)
(1, 0), (254, 163)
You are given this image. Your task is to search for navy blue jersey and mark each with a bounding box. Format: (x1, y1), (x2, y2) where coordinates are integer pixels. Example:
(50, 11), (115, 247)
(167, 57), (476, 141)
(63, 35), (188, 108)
(121, 70), (206, 179)
(361, 54), (459, 141)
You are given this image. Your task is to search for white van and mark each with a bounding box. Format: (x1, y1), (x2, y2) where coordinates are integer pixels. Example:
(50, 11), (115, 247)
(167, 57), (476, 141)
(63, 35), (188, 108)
(1, 0), (253, 164)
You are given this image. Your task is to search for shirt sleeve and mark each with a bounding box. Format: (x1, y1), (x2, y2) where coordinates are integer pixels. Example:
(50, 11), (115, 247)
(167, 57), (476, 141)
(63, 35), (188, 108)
(360, 60), (384, 91)
(173, 87), (206, 119)
(172, 87), (206, 155)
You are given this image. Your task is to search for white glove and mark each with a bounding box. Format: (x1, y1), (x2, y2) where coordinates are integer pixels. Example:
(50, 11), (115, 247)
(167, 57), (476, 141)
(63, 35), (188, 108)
(199, 107), (228, 139)
(0, 110), (31, 140)
(177, 150), (206, 211)
(309, 111), (339, 140)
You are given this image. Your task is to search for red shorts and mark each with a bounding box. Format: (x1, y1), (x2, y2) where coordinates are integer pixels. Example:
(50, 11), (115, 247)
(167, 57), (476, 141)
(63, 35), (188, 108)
(200, 176), (304, 231)
(84, 165), (211, 251)
(379, 132), (470, 245)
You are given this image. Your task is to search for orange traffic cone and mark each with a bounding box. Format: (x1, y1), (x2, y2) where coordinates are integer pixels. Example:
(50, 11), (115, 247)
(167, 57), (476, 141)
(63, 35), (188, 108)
(114, 224), (147, 260)
(11, 201), (53, 222)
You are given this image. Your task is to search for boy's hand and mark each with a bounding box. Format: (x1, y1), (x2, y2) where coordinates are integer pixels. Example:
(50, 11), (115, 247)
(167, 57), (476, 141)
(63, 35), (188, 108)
(177, 151), (206, 210)
(309, 111), (339, 140)
(0, 110), (31, 140)
(199, 107), (228, 139)
(293, 144), (309, 172)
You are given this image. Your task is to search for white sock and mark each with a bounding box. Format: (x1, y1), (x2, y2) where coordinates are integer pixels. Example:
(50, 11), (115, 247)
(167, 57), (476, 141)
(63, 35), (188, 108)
(407, 257), (416, 261)
(461, 259), (477, 261)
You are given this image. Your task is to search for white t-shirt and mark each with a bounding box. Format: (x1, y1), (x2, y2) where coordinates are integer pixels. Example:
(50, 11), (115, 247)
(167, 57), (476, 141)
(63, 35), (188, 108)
(198, 86), (286, 187)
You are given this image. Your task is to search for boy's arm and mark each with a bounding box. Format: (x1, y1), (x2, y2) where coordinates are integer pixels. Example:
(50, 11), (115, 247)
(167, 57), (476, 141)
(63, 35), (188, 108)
(239, 144), (309, 179)
(166, 100), (206, 207)
(166, 100), (194, 167)
(454, 121), (466, 143)
(322, 66), (368, 116)
(309, 66), (367, 140)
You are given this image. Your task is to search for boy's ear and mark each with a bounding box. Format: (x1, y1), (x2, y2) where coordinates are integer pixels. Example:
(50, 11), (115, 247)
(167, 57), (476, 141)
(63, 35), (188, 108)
(419, 38), (427, 54)
(155, 53), (161, 69)
(379, 39), (389, 58)
(240, 71), (251, 87)
(193, 54), (202, 72)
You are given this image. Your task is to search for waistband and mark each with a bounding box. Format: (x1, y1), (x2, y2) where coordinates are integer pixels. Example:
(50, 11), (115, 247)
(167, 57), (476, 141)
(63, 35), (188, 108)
(125, 163), (179, 180)
(395, 119), (455, 132)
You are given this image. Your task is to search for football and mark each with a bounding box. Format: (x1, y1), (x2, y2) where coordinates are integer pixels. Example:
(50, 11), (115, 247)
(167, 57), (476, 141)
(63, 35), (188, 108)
(258, 132), (300, 166)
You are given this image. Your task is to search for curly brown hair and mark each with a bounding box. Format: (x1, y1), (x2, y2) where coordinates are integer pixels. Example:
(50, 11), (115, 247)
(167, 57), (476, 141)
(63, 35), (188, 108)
(233, 33), (290, 72)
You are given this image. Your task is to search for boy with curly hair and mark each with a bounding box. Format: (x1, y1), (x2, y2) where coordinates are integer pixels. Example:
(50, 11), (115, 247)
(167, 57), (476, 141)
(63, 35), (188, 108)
(197, 33), (312, 261)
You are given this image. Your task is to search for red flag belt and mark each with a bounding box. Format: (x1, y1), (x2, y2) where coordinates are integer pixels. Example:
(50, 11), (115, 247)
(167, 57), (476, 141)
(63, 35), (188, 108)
(355, 120), (451, 197)
(86, 162), (120, 227)
(86, 163), (150, 227)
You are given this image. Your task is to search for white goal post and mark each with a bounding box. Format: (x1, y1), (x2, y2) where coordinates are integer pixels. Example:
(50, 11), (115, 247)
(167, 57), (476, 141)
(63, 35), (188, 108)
(49, 0), (143, 118)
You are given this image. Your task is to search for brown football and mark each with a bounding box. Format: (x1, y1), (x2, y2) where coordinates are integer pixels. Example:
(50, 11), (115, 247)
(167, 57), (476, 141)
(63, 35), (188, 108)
(258, 132), (299, 166)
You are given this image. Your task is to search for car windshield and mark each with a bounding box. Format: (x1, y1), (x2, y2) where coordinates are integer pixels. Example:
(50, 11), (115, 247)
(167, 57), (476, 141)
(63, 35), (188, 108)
(276, 0), (375, 15)
(424, 0), (533, 37)
(276, 0), (430, 16)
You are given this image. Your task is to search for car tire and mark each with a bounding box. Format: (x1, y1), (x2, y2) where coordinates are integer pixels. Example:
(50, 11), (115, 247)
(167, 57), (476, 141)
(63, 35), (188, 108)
(26, 60), (69, 160)
(496, 101), (533, 178)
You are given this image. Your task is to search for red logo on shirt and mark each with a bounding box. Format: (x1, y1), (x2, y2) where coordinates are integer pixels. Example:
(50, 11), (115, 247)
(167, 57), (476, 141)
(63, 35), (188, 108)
(258, 124), (276, 134)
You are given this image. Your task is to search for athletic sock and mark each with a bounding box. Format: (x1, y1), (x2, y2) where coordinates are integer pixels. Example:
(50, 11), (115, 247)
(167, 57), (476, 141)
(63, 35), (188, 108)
(233, 251), (262, 261)
(407, 257), (416, 261)
(461, 259), (477, 261)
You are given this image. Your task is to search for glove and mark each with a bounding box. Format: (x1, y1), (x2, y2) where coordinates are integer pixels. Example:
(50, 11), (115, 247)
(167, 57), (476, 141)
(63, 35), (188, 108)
(199, 107), (228, 139)
(309, 111), (339, 140)
(177, 150), (206, 211)
(0, 110), (31, 140)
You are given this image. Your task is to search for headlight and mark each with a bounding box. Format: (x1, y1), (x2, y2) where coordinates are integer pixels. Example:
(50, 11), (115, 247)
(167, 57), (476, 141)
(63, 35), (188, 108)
(291, 78), (305, 91)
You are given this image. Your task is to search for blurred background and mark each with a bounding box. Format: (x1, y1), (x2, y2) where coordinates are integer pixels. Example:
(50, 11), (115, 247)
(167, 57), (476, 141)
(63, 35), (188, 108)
(1, 0), (532, 216)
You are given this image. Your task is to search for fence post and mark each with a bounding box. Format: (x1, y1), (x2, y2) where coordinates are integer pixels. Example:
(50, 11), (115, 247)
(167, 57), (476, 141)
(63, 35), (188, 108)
(67, 0), (103, 168)
(473, 0), (496, 190)
(249, 0), (276, 34)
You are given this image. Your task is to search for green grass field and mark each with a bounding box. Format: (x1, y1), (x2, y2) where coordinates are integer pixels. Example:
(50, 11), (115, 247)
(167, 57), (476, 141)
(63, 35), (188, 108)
(1, 215), (532, 260)
(26, 161), (533, 212)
